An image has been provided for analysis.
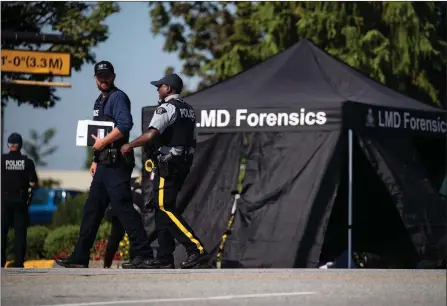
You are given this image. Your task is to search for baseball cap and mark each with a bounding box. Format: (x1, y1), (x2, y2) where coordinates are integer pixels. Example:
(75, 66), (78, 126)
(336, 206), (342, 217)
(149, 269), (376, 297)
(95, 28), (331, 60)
(150, 73), (183, 92)
(94, 61), (114, 76)
(8, 132), (22, 144)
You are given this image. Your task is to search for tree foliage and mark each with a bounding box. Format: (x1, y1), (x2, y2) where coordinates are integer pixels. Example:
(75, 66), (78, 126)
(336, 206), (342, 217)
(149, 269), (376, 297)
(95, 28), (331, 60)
(22, 127), (60, 188)
(148, 2), (446, 107)
(23, 127), (58, 167)
(83, 147), (95, 169)
(1, 2), (120, 108)
(39, 178), (61, 188)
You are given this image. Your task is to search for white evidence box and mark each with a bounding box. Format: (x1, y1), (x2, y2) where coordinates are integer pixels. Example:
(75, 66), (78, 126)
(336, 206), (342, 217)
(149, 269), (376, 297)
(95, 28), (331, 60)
(76, 120), (115, 147)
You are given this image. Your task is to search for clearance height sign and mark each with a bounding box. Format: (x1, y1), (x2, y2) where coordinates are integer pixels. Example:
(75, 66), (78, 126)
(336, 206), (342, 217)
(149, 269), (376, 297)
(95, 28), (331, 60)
(1, 49), (71, 76)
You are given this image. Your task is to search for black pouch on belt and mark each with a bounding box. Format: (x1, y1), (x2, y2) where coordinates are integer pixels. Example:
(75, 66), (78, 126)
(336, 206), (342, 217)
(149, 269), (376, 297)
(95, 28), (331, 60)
(157, 153), (172, 178)
(98, 148), (119, 165)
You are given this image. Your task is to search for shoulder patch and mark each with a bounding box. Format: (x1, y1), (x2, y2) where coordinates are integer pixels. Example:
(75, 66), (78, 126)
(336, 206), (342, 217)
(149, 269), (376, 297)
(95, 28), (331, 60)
(156, 107), (167, 115)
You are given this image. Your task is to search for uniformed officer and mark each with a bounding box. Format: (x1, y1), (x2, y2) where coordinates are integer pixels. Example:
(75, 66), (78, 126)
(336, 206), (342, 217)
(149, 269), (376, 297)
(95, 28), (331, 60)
(56, 61), (154, 268)
(1, 133), (38, 268)
(103, 178), (159, 268)
(121, 73), (208, 269)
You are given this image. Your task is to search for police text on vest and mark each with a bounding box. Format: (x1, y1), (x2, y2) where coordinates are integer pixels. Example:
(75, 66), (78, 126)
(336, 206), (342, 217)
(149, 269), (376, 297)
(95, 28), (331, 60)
(180, 108), (196, 120)
(5, 160), (25, 171)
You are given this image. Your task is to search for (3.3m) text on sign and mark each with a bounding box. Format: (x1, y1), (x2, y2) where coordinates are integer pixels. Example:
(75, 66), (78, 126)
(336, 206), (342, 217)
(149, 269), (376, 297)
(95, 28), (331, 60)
(1, 49), (71, 76)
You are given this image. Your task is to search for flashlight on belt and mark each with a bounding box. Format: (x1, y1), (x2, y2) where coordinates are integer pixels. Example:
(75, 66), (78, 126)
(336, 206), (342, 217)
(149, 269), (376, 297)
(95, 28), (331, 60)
(144, 159), (155, 173)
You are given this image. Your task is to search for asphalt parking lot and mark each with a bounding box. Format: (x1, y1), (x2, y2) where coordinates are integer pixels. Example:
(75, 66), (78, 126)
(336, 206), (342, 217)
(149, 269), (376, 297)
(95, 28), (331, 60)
(1, 268), (445, 306)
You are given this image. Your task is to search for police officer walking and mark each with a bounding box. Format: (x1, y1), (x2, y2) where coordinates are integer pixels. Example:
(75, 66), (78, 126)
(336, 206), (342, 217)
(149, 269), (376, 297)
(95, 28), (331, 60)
(121, 73), (208, 269)
(1, 133), (38, 268)
(56, 61), (154, 268)
(103, 178), (159, 268)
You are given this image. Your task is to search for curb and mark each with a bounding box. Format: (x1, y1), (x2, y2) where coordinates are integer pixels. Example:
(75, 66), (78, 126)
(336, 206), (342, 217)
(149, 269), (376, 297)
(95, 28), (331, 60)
(5, 260), (124, 269)
(5, 260), (55, 268)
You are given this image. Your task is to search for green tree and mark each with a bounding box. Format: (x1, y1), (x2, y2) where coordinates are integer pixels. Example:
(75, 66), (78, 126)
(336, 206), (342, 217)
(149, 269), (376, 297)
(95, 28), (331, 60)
(23, 128), (58, 167)
(22, 128), (61, 188)
(84, 147), (95, 169)
(148, 2), (446, 107)
(39, 178), (61, 188)
(1, 2), (120, 109)
(1, 2), (120, 153)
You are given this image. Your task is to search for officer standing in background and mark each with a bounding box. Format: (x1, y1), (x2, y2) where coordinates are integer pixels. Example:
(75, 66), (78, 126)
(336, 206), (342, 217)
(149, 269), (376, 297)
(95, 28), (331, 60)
(1, 133), (38, 268)
(56, 61), (154, 269)
(121, 73), (208, 269)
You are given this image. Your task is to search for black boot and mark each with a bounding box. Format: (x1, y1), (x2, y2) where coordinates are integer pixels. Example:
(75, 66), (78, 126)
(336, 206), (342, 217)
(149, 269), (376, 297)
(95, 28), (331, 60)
(55, 258), (88, 268)
(180, 252), (209, 269)
(121, 256), (155, 269)
(7, 261), (24, 268)
(139, 259), (175, 269)
(103, 251), (115, 269)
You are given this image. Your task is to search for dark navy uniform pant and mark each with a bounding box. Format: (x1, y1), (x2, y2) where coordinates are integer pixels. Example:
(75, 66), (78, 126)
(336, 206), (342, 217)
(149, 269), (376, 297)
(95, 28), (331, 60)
(103, 215), (159, 267)
(152, 157), (206, 258)
(1, 194), (28, 267)
(70, 163), (153, 264)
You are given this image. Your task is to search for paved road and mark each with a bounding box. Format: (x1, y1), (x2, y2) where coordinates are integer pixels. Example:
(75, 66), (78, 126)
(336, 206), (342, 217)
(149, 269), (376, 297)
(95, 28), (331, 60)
(1, 268), (445, 306)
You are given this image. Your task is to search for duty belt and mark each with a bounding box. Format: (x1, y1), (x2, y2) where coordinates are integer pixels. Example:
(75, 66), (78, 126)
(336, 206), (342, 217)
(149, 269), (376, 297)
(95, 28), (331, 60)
(150, 150), (193, 178)
(97, 148), (119, 165)
(159, 146), (194, 156)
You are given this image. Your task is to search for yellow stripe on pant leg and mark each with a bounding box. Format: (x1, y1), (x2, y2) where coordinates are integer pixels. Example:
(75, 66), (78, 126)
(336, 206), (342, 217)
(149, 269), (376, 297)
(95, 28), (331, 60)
(158, 177), (204, 253)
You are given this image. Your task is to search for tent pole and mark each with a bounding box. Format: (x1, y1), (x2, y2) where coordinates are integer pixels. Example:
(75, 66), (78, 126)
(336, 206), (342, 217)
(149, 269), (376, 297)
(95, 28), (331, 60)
(348, 129), (353, 269)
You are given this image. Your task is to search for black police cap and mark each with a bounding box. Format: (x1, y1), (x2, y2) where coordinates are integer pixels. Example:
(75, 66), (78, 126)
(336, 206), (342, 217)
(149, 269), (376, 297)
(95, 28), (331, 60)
(94, 61), (114, 76)
(8, 132), (22, 144)
(150, 73), (183, 92)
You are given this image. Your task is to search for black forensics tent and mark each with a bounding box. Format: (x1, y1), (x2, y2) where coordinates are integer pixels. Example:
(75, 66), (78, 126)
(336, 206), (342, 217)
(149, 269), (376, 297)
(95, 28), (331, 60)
(141, 39), (446, 268)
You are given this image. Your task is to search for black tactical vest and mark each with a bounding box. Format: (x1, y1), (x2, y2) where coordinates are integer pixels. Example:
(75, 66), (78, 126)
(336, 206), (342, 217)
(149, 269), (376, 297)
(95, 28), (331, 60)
(1, 152), (30, 194)
(160, 98), (196, 148)
(92, 87), (130, 150)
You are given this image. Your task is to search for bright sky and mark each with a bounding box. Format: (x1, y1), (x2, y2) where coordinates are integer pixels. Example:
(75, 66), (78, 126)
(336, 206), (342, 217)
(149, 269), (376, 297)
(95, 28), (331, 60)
(3, 2), (198, 170)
